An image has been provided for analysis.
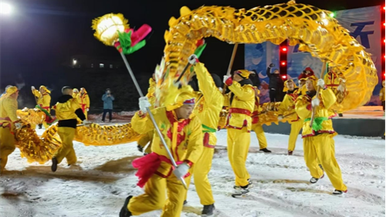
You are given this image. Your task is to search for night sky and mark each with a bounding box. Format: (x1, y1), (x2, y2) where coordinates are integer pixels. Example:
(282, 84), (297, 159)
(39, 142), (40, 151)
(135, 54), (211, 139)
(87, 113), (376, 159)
(0, 0), (383, 102)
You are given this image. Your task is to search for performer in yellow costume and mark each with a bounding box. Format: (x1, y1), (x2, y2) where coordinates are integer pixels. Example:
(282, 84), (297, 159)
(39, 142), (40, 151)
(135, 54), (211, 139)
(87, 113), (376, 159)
(324, 68), (344, 117)
(72, 88), (80, 102)
(79, 87), (90, 120)
(251, 86), (271, 153)
(120, 86), (203, 217)
(183, 55), (223, 215)
(31, 85), (52, 129)
(223, 69), (255, 196)
(0, 86), (22, 172)
(51, 86), (86, 172)
(295, 76), (347, 195)
(137, 75), (156, 155)
(277, 79), (302, 155)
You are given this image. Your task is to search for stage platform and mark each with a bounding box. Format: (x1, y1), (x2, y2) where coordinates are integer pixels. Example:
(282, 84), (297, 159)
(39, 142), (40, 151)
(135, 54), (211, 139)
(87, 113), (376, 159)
(263, 106), (385, 137)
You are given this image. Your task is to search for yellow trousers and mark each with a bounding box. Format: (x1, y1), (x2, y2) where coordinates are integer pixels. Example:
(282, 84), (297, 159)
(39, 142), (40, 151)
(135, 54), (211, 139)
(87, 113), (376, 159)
(0, 127), (16, 171)
(137, 130), (153, 154)
(55, 127), (77, 165)
(227, 128), (251, 186)
(185, 146), (215, 205)
(303, 134), (347, 191)
(128, 173), (189, 217)
(252, 124), (268, 149)
(84, 110), (88, 120)
(288, 120), (303, 151)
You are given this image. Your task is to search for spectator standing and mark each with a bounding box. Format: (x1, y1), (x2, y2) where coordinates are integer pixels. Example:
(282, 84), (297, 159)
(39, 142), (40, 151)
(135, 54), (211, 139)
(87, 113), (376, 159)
(266, 63), (284, 102)
(102, 88), (115, 122)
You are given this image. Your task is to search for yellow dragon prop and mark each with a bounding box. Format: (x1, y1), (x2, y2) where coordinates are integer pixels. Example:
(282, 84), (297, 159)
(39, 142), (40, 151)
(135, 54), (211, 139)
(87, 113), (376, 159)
(15, 108), (141, 164)
(161, 1), (377, 112)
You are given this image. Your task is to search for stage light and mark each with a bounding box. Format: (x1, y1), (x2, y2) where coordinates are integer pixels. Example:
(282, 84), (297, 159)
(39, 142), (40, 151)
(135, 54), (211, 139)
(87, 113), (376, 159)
(72, 59), (77, 65)
(329, 12), (335, 18)
(281, 47), (287, 52)
(281, 61), (286, 66)
(281, 75), (287, 79)
(0, 2), (13, 15)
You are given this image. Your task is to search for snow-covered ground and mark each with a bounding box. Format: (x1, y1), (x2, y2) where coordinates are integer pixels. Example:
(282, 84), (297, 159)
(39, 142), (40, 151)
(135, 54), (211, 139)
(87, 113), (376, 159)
(0, 126), (384, 217)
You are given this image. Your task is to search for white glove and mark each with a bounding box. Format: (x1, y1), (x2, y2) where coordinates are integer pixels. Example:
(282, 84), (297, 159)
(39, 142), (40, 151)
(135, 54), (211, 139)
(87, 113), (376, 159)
(317, 79), (325, 88)
(82, 120), (92, 125)
(86, 108), (89, 112)
(173, 162), (190, 178)
(278, 115), (283, 121)
(14, 122), (22, 129)
(223, 75), (231, 83)
(139, 96), (151, 113)
(31, 86), (35, 90)
(312, 97), (320, 107)
(337, 84), (345, 92)
(188, 54), (198, 65)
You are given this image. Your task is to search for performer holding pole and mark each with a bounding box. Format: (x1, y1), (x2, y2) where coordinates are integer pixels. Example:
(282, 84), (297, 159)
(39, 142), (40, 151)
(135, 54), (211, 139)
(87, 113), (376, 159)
(223, 69), (255, 197)
(79, 88), (90, 120)
(183, 54), (223, 216)
(277, 79), (302, 155)
(0, 86), (22, 172)
(91, 14), (203, 217)
(295, 75), (347, 195)
(31, 85), (55, 129)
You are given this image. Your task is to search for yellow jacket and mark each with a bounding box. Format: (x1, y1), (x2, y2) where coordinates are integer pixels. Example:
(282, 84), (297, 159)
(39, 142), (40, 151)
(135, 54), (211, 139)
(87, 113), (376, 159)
(131, 107), (203, 177)
(225, 81), (255, 130)
(32, 89), (51, 110)
(193, 63), (224, 145)
(73, 93), (80, 102)
(380, 87), (385, 102)
(277, 89), (300, 122)
(146, 78), (156, 108)
(55, 96), (83, 121)
(79, 92), (90, 110)
(295, 88), (336, 137)
(0, 97), (18, 128)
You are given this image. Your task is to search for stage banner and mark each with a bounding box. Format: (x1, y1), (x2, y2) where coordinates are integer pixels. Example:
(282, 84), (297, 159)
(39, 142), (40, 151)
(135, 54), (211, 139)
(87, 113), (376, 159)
(245, 6), (382, 105)
(245, 42), (279, 103)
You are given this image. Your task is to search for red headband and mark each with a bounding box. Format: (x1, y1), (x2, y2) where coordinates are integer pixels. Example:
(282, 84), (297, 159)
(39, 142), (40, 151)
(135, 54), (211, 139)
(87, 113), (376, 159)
(183, 98), (195, 105)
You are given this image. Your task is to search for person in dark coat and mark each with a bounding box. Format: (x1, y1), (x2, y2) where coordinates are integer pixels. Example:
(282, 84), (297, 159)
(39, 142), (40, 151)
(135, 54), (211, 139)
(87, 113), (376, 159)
(266, 63), (284, 102)
(102, 88), (115, 122)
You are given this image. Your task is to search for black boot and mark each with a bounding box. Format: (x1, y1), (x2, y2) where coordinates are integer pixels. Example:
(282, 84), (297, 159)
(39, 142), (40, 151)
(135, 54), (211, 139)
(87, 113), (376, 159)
(119, 196), (133, 217)
(202, 204), (215, 216)
(38, 124), (43, 129)
(183, 200), (188, 205)
(338, 113), (343, 117)
(51, 157), (58, 172)
(260, 148), (272, 153)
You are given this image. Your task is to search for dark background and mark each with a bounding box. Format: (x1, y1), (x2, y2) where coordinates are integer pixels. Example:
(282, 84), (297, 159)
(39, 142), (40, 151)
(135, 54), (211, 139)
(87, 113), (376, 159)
(0, 0), (382, 112)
